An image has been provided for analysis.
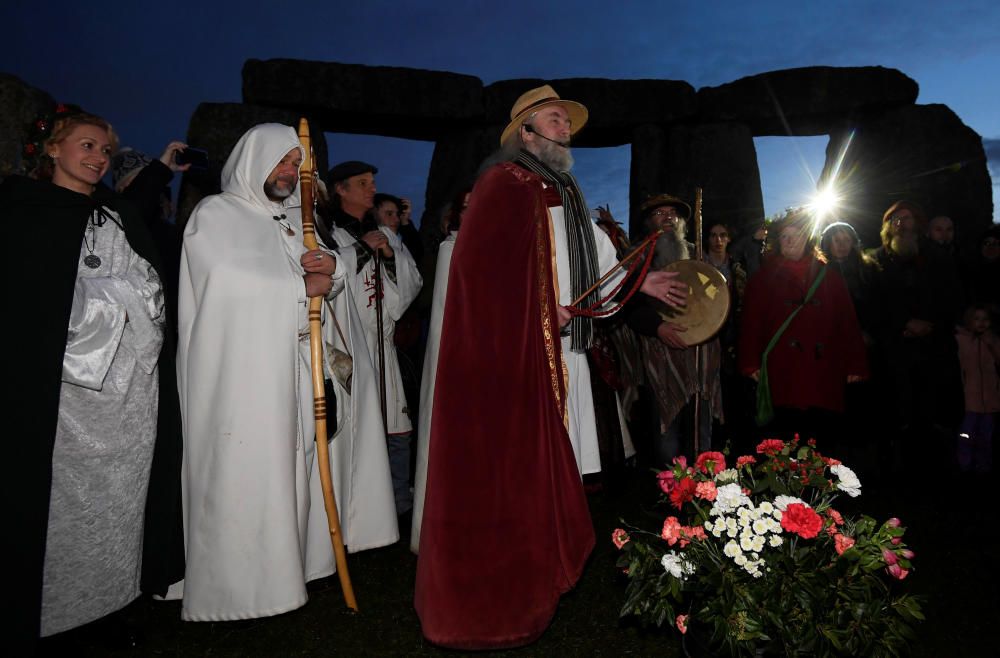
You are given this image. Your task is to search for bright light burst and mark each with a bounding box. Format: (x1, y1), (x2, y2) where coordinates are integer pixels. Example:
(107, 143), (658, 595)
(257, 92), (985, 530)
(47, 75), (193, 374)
(808, 184), (841, 220)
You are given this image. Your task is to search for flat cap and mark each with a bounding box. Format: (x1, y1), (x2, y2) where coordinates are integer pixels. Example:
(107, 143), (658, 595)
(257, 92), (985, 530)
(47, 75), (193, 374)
(327, 160), (378, 184)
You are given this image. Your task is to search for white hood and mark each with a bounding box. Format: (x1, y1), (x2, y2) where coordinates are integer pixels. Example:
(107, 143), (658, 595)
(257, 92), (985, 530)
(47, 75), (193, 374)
(220, 123), (304, 210)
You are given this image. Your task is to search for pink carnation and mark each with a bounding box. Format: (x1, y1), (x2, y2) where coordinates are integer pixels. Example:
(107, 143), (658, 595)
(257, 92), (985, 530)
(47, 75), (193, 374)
(694, 480), (717, 501)
(676, 614), (688, 634)
(680, 525), (707, 548)
(826, 508), (844, 526)
(886, 563), (910, 580)
(834, 533), (855, 555)
(736, 455), (757, 467)
(661, 516), (682, 545)
(656, 469), (677, 494)
(612, 528), (630, 549)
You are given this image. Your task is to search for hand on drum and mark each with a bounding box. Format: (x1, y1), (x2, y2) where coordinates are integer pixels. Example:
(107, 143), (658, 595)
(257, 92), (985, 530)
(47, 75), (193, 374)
(657, 321), (688, 349)
(641, 270), (687, 308)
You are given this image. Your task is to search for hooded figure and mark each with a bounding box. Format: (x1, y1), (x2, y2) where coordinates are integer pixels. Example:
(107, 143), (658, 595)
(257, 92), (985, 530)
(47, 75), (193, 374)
(172, 123), (397, 621)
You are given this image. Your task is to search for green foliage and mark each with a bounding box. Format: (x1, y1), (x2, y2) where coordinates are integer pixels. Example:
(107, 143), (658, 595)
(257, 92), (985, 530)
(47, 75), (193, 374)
(614, 439), (923, 657)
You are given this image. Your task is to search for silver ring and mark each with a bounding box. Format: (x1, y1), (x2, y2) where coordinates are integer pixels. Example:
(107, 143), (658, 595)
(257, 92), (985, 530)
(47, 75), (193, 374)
(315, 254), (323, 261)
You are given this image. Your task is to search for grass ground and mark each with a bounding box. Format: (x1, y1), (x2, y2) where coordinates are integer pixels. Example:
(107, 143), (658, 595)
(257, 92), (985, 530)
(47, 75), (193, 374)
(40, 452), (996, 657)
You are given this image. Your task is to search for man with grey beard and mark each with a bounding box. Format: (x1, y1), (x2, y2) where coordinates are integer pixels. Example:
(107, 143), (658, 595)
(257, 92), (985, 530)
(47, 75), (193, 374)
(415, 85), (687, 649)
(872, 201), (964, 464)
(625, 194), (723, 465)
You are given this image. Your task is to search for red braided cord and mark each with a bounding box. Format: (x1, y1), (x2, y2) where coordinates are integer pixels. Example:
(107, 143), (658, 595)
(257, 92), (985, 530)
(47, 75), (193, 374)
(566, 238), (657, 318)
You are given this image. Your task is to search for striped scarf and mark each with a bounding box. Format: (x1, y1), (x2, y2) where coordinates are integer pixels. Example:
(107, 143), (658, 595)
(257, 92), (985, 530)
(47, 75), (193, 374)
(515, 149), (601, 350)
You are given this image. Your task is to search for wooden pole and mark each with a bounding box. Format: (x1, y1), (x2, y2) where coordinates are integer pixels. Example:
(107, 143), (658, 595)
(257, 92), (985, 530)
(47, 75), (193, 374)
(692, 187), (704, 454)
(373, 251), (388, 432)
(298, 118), (358, 612)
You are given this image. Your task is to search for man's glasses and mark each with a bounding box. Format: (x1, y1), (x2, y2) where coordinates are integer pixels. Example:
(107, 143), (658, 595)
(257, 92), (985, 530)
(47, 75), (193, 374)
(650, 209), (680, 220)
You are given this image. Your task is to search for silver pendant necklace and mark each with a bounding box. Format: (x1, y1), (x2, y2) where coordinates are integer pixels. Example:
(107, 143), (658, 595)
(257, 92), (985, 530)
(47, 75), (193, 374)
(83, 220), (101, 268)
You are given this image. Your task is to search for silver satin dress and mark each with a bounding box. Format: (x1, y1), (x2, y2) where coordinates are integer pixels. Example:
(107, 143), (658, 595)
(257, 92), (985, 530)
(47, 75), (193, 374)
(40, 209), (164, 636)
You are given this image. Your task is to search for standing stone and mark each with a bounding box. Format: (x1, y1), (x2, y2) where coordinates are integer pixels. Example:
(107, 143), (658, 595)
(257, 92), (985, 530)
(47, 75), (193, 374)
(697, 66), (919, 136)
(632, 122), (763, 239)
(242, 59), (484, 141)
(485, 78), (696, 147)
(0, 74), (55, 177)
(821, 104), (993, 252)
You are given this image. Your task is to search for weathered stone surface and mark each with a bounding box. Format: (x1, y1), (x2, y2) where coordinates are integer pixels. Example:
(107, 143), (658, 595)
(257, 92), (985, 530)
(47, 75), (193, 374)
(242, 59), (483, 141)
(176, 102), (327, 228)
(631, 122), (764, 239)
(821, 104), (993, 252)
(485, 78), (697, 148)
(698, 66), (919, 136)
(0, 73), (55, 177)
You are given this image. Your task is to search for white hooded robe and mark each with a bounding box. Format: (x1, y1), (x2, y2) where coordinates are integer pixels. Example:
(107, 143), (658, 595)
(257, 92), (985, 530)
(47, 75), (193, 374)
(173, 123), (397, 621)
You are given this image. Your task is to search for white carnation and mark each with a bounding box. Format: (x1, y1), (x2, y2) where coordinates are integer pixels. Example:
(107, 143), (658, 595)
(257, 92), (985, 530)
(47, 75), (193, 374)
(715, 468), (739, 483)
(831, 464), (862, 497)
(713, 483), (750, 514)
(661, 552), (685, 579)
(773, 495), (807, 511)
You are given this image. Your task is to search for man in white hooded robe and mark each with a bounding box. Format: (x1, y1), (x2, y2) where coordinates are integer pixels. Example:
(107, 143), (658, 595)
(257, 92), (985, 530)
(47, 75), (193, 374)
(172, 123), (397, 621)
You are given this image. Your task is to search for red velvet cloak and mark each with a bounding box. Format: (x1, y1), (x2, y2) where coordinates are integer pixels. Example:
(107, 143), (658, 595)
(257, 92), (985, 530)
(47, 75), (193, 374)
(414, 163), (595, 649)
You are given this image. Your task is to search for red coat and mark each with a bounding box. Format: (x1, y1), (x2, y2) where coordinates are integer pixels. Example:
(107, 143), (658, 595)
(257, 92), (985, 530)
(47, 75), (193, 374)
(739, 255), (868, 412)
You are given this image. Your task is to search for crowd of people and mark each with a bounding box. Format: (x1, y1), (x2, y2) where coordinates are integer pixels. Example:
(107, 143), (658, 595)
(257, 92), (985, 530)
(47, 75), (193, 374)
(6, 87), (997, 654)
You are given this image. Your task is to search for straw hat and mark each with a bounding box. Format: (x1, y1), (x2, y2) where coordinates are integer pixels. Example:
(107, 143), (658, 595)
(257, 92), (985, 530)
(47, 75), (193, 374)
(499, 84), (588, 146)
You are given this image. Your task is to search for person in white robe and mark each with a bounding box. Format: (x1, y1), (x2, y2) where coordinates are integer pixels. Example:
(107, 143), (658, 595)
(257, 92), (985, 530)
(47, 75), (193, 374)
(410, 228), (456, 552)
(321, 166), (423, 515)
(173, 123), (397, 622)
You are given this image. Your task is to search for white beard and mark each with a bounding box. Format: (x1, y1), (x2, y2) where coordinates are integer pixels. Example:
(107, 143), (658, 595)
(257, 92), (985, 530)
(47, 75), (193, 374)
(653, 231), (690, 268)
(533, 139), (574, 172)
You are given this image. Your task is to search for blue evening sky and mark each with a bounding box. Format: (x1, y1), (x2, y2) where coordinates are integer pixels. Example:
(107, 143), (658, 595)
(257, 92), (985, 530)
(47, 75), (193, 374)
(3, 1), (997, 228)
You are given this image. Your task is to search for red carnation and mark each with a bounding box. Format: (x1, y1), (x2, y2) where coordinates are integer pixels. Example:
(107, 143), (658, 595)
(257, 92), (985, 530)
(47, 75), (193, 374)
(736, 455), (757, 467)
(756, 439), (785, 456)
(695, 451), (726, 475)
(669, 477), (696, 509)
(780, 503), (824, 539)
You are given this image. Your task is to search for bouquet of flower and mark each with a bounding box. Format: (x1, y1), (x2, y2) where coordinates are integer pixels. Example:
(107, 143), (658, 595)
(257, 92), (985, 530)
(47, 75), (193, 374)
(614, 437), (923, 657)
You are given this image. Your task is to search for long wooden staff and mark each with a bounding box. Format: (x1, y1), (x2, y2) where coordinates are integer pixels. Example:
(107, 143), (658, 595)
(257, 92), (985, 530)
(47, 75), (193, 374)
(569, 228), (664, 307)
(297, 118), (358, 611)
(373, 251), (388, 432)
(692, 187), (704, 454)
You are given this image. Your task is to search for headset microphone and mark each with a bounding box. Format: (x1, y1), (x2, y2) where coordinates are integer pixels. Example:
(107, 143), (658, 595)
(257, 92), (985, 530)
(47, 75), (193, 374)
(522, 124), (570, 148)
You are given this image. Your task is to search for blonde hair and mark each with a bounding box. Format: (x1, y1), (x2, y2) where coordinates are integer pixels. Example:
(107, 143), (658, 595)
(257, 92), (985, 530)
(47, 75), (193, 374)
(34, 113), (119, 180)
